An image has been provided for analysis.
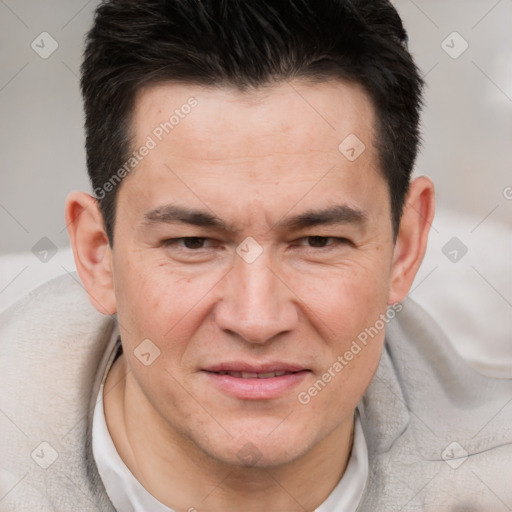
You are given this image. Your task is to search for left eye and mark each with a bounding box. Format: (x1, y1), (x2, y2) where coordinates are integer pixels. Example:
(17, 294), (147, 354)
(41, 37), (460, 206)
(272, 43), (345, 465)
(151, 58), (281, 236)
(297, 236), (348, 248)
(162, 237), (211, 249)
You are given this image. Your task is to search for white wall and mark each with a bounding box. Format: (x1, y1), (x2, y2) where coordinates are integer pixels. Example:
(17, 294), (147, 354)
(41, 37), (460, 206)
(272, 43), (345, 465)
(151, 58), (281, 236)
(1, 0), (94, 254)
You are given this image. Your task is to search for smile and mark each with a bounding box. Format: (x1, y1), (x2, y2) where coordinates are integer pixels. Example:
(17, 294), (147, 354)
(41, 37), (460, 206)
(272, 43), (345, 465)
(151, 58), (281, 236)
(202, 366), (311, 400)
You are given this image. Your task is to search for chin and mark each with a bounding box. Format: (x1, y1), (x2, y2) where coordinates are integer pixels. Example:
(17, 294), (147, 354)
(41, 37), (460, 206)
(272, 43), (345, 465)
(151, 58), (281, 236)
(197, 421), (316, 469)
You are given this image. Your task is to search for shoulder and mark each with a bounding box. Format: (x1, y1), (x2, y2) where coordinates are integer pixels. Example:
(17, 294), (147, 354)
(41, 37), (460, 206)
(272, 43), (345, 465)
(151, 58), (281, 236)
(0, 273), (116, 511)
(386, 298), (512, 414)
(358, 298), (512, 509)
(1, 271), (102, 333)
(1, 272), (115, 396)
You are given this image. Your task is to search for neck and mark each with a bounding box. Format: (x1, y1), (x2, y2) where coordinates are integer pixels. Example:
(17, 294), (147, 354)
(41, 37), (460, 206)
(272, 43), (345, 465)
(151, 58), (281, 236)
(103, 355), (355, 512)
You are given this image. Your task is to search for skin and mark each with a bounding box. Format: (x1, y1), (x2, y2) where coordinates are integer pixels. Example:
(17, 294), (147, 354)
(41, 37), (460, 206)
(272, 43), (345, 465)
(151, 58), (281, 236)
(66, 79), (434, 511)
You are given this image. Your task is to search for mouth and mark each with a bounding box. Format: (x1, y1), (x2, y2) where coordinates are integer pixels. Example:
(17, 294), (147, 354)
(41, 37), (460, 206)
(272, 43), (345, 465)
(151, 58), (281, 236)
(202, 363), (310, 399)
(208, 370), (299, 379)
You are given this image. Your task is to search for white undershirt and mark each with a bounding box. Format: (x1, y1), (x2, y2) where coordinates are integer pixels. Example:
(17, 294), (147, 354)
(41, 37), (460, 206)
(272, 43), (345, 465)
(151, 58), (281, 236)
(92, 366), (368, 512)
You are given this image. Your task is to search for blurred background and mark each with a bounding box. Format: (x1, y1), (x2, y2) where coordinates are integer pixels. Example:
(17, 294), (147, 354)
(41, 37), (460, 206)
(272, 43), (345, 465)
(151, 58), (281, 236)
(0, 0), (511, 375)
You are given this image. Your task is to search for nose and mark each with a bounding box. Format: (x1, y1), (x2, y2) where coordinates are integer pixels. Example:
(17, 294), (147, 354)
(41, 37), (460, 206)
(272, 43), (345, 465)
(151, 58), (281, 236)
(213, 250), (299, 345)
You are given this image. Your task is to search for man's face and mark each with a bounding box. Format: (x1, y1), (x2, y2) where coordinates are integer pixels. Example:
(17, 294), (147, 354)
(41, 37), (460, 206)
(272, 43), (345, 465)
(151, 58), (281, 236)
(111, 80), (395, 467)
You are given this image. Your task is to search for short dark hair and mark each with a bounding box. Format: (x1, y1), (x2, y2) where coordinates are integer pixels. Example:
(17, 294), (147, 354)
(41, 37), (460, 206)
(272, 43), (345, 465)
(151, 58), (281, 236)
(81, 0), (423, 244)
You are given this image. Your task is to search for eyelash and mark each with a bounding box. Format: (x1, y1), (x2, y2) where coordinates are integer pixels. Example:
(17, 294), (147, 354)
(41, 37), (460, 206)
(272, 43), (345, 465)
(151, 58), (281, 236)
(162, 237), (216, 250)
(161, 236), (351, 251)
(294, 236), (351, 249)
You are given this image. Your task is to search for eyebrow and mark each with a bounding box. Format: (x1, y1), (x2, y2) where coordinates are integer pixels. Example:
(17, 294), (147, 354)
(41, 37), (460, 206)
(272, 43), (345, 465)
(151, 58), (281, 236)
(142, 205), (231, 230)
(141, 204), (367, 232)
(278, 204), (367, 231)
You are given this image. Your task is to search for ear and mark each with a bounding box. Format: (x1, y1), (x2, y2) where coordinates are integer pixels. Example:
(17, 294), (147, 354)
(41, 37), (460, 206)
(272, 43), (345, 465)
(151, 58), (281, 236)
(65, 191), (117, 315)
(388, 176), (435, 304)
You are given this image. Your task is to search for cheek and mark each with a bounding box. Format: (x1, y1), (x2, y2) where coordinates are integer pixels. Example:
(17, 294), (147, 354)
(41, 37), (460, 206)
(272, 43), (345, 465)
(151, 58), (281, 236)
(112, 254), (222, 351)
(302, 338), (384, 424)
(113, 255), (182, 339)
(286, 253), (392, 339)
(299, 258), (390, 412)
(296, 294), (387, 422)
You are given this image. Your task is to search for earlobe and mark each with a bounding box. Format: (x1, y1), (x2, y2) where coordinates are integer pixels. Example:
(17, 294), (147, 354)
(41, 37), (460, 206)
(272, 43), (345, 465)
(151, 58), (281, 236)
(388, 177), (435, 305)
(65, 191), (117, 315)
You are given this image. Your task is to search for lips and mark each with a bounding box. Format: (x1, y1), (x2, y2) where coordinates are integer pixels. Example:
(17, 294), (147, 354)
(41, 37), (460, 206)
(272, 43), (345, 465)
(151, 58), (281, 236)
(202, 362), (310, 399)
(204, 362), (306, 374)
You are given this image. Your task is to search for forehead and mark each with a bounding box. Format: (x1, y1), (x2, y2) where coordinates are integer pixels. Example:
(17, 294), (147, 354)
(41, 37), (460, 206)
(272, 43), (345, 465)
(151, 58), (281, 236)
(131, 79), (376, 163)
(119, 79), (387, 230)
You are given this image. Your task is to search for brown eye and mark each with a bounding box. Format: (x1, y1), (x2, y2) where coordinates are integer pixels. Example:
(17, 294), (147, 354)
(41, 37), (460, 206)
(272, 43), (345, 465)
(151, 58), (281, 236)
(182, 237), (206, 249)
(292, 236), (352, 250)
(307, 236), (331, 248)
(161, 237), (211, 250)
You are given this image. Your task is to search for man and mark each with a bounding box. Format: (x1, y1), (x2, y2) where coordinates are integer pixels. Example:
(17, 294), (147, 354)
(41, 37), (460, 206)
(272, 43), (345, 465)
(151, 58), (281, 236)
(1, 0), (511, 510)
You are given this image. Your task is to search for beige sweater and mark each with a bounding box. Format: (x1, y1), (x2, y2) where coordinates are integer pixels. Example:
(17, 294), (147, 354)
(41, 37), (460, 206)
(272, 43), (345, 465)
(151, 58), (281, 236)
(1, 273), (511, 511)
